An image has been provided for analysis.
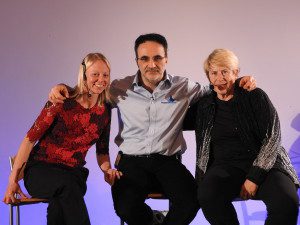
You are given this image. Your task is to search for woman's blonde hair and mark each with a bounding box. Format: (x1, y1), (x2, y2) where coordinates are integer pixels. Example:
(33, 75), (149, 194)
(203, 49), (239, 79)
(71, 53), (111, 106)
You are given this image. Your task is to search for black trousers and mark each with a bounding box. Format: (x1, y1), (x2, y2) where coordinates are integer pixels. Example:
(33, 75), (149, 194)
(24, 161), (91, 225)
(197, 165), (299, 225)
(112, 154), (199, 225)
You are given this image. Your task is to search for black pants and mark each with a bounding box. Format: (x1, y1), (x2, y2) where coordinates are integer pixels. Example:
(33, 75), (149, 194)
(112, 154), (199, 225)
(24, 161), (91, 225)
(197, 165), (299, 225)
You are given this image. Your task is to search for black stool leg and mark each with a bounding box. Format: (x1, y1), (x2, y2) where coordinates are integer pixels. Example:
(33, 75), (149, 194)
(16, 205), (20, 225)
(9, 204), (13, 225)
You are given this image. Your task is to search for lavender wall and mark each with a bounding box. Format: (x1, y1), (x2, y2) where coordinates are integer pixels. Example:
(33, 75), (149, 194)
(1, 1), (300, 224)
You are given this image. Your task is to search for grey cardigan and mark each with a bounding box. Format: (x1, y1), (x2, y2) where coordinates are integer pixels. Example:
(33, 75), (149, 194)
(184, 82), (299, 186)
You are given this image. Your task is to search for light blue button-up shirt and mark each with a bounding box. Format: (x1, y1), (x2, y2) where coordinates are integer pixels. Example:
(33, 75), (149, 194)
(110, 71), (210, 156)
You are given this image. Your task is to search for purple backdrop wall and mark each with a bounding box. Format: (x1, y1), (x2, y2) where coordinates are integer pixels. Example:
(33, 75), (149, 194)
(1, 1), (300, 224)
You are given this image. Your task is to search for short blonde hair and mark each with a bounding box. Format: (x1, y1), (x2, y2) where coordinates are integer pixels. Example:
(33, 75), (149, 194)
(72, 53), (111, 106)
(203, 49), (239, 78)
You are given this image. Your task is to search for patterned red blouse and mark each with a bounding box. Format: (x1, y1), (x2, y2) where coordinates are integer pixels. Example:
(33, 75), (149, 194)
(27, 99), (111, 167)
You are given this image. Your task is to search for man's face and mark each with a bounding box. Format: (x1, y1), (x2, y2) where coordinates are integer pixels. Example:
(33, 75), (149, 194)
(136, 41), (168, 89)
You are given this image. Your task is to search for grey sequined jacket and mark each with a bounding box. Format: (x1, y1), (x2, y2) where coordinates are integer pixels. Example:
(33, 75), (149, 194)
(184, 81), (299, 186)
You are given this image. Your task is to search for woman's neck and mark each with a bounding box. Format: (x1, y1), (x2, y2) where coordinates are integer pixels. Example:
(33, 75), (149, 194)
(216, 94), (234, 101)
(76, 93), (99, 109)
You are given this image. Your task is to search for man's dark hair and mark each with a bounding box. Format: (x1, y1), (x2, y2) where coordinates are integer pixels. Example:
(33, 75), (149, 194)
(134, 33), (168, 58)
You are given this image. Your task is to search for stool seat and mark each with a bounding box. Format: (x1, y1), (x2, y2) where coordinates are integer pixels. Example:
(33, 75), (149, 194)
(147, 193), (166, 199)
(10, 197), (49, 206)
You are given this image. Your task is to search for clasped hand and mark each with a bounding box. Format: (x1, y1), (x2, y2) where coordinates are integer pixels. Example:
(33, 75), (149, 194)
(103, 169), (123, 186)
(240, 179), (258, 200)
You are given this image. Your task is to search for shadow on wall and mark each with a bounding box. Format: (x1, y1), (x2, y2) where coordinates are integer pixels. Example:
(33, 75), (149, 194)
(289, 113), (300, 195)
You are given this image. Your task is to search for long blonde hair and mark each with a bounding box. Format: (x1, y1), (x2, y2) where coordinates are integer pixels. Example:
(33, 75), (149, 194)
(71, 53), (111, 106)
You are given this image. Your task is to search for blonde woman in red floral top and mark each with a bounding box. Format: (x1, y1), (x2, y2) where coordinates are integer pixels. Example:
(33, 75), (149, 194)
(3, 53), (122, 225)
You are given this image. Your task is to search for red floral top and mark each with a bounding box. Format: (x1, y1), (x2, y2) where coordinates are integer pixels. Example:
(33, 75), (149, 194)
(27, 99), (111, 167)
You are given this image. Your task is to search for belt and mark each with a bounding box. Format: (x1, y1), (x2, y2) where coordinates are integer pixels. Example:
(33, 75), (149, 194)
(122, 153), (159, 158)
(121, 152), (180, 160)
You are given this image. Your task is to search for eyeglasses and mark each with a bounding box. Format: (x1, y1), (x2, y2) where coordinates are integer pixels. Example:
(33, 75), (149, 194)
(136, 55), (166, 63)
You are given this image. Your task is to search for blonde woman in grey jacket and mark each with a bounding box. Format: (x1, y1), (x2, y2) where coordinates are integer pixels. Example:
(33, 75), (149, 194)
(185, 49), (299, 225)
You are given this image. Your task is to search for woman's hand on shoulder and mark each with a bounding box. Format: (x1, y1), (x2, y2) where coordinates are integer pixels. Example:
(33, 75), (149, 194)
(239, 75), (257, 91)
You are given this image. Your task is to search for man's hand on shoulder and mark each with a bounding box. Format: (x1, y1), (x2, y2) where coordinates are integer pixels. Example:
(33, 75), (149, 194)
(239, 76), (256, 91)
(48, 84), (69, 105)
